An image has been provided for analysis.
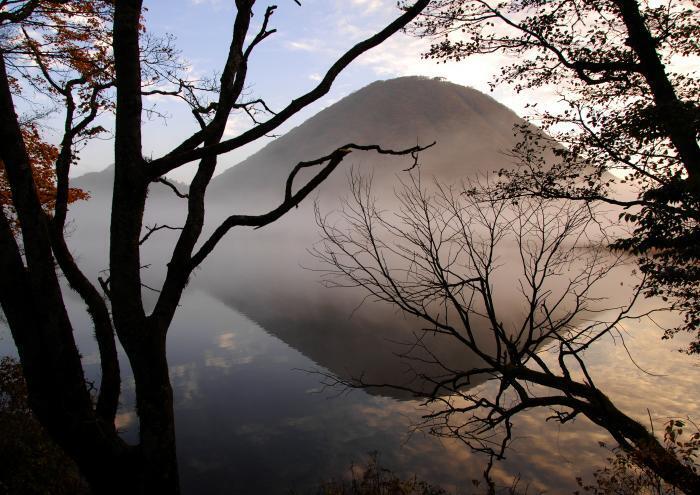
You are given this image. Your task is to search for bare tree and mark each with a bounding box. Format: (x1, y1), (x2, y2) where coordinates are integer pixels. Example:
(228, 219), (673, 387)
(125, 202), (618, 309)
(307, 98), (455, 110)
(403, 0), (700, 353)
(314, 172), (700, 493)
(0, 1), (430, 493)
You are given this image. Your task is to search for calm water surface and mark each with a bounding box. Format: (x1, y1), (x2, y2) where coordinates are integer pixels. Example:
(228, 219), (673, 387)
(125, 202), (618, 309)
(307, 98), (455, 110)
(4, 282), (694, 494)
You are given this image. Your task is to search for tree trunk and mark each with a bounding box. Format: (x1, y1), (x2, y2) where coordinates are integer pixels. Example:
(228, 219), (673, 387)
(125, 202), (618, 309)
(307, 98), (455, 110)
(614, 0), (700, 183)
(514, 368), (700, 493)
(109, 2), (181, 492)
(587, 391), (700, 495)
(127, 330), (180, 494)
(0, 218), (133, 495)
(0, 50), (137, 494)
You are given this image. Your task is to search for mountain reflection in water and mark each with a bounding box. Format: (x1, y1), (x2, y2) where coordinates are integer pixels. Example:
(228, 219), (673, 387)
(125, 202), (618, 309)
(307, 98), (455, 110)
(80, 286), (700, 494)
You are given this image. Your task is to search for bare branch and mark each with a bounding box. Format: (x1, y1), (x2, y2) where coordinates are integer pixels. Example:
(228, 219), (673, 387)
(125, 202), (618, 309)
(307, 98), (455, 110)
(154, 177), (189, 199)
(312, 170), (699, 491)
(139, 224), (184, 245)
(191, 141), (434, 269)
(145, 0), (431, 178)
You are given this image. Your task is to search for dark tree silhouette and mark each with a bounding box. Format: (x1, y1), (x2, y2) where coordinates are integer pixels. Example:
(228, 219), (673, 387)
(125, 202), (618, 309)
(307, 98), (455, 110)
(315, 172), (700, 493)
(0, 1), (431, 493)
(404, 0), (700, 352)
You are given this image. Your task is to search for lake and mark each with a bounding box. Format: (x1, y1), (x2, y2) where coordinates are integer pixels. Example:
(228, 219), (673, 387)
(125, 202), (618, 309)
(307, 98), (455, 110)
(1, 178), (698, 494)
(3, 273), (696, 493)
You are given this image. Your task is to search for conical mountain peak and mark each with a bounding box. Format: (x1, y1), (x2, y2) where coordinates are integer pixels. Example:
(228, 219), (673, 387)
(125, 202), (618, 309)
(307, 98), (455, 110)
(208, 76), (528, 207)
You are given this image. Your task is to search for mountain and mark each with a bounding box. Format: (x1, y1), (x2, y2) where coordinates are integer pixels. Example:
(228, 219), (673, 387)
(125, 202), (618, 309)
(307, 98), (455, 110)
(72, 77), (529, 214)
(207, 76), (528, 212)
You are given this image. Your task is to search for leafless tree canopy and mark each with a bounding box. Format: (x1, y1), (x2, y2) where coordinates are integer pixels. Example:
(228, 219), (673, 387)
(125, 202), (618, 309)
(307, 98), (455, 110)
(315, 171), (700, 493)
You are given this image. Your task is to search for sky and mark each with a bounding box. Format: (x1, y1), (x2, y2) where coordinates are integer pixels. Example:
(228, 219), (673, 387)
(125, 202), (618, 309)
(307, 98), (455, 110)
(67, 0), (550, 181)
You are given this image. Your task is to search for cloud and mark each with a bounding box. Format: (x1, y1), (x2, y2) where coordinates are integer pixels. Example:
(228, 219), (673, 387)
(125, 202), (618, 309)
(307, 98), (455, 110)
(115, 411), (136, 431)
(218, 332), (236, 350)
(335, 19), (369, 40)
(285, 39), (326, 53)
(223, 113), (252, 138)
(350, 0), (385, 14)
